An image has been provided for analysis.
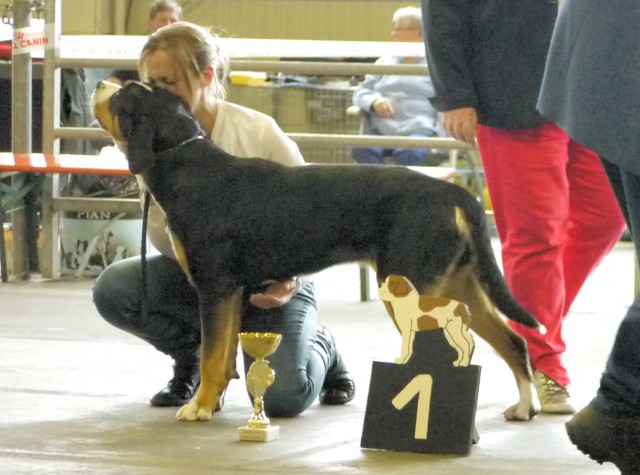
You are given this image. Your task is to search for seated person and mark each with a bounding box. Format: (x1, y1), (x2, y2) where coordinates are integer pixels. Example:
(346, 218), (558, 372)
(351, 6), (444, 166)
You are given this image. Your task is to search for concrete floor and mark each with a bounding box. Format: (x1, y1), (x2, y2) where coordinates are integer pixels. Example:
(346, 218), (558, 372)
(0, 240), (632, 474)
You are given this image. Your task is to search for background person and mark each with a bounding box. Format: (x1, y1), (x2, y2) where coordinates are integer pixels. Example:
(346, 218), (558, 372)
(538, 0), (640, 471)
(147, 0), (182, 32)
(106, 0), (183, 85)
(421, 0), (626, 413)
(351, 6), (443, 166)
(88, 0), (184, 148)
(93, 22), (355, 416)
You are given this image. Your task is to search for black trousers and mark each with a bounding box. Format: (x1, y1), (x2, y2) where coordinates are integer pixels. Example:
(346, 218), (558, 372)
(597, 158), (640, 415)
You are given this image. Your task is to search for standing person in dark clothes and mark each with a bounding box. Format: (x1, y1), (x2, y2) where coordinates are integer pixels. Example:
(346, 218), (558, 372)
(420, 0), (625, 414)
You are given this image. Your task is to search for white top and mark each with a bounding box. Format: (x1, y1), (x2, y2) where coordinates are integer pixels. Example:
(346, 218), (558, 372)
(145, 101), (304, 257)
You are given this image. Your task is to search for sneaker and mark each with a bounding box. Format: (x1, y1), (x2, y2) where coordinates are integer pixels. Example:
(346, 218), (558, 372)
(534, 369), (575, 414)
(566, 401), (640, 474)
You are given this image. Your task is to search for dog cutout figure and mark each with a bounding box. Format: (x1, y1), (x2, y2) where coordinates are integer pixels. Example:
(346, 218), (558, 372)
(378, 274), (474, 367)
(91, 81), (541, 422)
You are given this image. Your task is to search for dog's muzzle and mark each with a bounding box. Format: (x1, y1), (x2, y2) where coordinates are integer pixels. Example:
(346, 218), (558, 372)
(91, 81), (125, 145)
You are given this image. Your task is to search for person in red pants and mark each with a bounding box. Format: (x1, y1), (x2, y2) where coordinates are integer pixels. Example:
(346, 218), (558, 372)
(421, 0), (626, 414)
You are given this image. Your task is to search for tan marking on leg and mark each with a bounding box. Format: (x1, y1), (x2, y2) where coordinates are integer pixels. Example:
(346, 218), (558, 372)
(176, 287), (243, 421)
(425, 266), (537, 421)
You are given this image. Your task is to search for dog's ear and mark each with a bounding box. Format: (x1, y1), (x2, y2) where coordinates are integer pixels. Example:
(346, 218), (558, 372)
(126, 114), (155, 175)
(388, 275), (413, 297)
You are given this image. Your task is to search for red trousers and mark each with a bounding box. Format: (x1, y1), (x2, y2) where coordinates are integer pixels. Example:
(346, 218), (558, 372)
(476, 121), (625, 387)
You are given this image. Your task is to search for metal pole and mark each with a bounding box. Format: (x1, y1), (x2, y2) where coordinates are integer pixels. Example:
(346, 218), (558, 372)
(10, 0), (32, 279)
(114, 0), (126, 35)
(40, 0), (61, 278)
(11, 1), (31, 153)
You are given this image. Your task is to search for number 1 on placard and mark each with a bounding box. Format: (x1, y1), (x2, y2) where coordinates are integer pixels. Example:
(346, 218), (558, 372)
(391, 374), (434, 440)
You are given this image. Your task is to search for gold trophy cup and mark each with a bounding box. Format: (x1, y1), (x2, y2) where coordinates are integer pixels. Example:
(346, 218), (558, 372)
(238, 332), (282, 442)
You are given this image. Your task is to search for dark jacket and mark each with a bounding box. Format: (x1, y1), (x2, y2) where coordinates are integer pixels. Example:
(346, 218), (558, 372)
(422, 0), (557, 130)
(538, 0), (640, 175)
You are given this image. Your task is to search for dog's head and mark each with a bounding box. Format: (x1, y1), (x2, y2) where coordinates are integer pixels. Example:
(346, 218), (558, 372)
(91, 81), (204, 174)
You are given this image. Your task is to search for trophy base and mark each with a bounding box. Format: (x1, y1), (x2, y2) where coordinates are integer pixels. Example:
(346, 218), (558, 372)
(238, 425), (280, 442)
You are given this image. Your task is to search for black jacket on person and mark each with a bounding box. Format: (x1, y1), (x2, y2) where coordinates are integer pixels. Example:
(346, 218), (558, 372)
(421, 0), (557, 130)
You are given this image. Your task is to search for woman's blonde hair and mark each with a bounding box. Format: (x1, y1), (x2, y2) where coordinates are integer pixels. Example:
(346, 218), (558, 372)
(138, 21), (230, 102)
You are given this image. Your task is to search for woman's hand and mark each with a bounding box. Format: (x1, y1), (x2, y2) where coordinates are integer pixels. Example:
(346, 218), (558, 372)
(441, 107), (478, 146)
(372, 97), (395, 117)
(249, 279), (297, 309)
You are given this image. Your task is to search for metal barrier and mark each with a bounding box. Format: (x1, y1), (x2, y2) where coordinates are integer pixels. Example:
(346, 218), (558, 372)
(4, 0), (479, 280)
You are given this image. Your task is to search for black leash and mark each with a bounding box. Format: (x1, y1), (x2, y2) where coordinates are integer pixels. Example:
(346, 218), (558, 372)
(140, 189), (151, 323)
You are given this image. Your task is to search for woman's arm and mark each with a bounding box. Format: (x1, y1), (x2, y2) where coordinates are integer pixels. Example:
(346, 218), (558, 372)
(352, 58), (387, 112)
(259, 120), (305, 166)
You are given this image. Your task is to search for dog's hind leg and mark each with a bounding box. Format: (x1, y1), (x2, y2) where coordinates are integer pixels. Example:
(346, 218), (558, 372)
(437, 268), (537, 421)
(176, 287), (243, 422)
(470, 303), (538, 421)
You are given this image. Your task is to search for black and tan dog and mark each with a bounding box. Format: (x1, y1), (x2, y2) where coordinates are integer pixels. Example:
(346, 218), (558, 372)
(92, 81), (541, 422)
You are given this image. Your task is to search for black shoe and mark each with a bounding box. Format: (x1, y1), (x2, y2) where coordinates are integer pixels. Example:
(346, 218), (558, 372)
(566, 400), (640, 474)
(317, 327), (355, 405)
(150, 359), (200, 407)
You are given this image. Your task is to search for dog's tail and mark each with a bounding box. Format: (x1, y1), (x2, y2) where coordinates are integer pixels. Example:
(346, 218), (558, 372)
(463, 204), (540, 329)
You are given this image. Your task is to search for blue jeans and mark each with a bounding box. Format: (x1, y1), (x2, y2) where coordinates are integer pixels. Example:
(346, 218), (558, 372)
(93, 254), (329, 417)
(597, 158), (640, 415)
(351, 130), (431, 166)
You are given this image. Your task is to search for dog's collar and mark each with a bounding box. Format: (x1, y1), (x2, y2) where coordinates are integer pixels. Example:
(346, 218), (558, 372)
(156, 135), (206, 157)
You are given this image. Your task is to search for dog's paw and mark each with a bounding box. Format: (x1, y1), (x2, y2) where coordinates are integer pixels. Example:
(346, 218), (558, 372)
(502, 402), (539, 421)
(176, 401), (214, 422)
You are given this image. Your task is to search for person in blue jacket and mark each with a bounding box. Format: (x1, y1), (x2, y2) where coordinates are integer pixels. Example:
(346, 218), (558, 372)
(538, 0), (640, 472)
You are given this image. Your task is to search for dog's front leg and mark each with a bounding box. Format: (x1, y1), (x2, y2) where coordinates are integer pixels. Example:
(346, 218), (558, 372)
(176, 287), (243, 421)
